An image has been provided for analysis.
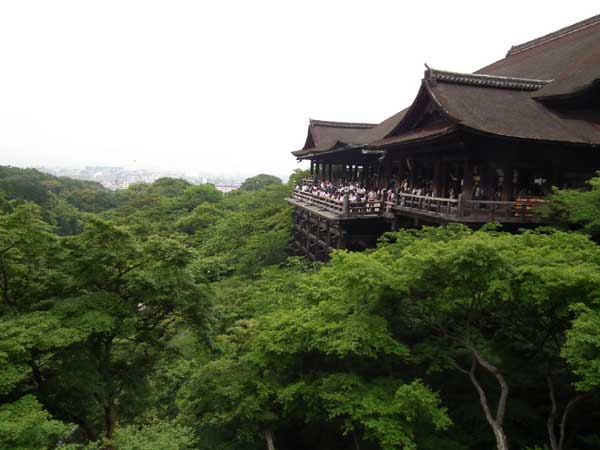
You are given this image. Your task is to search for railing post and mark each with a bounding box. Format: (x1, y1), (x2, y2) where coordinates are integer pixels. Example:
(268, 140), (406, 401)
(458, 194), (464, 217)
(342, 193), (349, 218)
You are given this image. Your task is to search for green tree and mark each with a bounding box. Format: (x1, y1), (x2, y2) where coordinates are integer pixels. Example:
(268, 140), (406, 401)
(374, 225), (600, 450)
(239, 174), (282, 192)
(540, 174), (600, 238)
(0, 215), (213, 449)
(0, 395), (72, 450)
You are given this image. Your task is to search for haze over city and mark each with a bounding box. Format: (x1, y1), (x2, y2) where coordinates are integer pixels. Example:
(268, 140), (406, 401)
(0, 1), (598, 179)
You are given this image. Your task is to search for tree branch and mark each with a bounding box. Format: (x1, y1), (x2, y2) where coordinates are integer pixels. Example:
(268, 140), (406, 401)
(467, 357), (496, 428)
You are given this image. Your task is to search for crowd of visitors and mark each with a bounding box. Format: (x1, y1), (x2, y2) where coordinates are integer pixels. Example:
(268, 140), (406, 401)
(293, 178), (455, 204)
(294, 180), (392, 204)
(295, 176), (546, 204)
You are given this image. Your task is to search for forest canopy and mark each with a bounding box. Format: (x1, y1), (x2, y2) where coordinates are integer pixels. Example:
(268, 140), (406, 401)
(1, 165), (600, 450)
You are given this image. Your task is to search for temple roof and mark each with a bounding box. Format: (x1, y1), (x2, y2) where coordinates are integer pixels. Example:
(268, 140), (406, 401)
(293, 13), (600, 159)
(477, 13), (600, 100)
(424, 73), (600, 145)
(294, 119), (377, 157)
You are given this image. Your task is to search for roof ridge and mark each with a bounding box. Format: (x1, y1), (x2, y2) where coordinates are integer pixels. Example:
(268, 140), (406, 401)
(507, 13), (600, 57)
(309, 119), (376, 129)
(426, 68), (552, 91)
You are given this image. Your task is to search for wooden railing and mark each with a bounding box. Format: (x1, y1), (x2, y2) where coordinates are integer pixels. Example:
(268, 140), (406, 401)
(396, 193), (459, 216)
(459, 197), (543, 222)
(292, 189), (544, 223)
(292, 190), (384, 217)
(394, 193), (542, 222)
(292, 191), (344, 213)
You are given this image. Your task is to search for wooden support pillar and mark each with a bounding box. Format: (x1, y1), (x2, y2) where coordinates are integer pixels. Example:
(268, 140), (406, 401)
(408, 158), (418, 189)
(383, 154), (392, 187)
(486, 165), (497, 200)
(353, 165), (358, 181)
(433, 158), (442, 197)
(462, 157), (474, 200)
(501, 161), (513, 201)
(478, 162), (494, 200)
(304, 212), (311, 257)
(328, 163), (333, 182)
(310, 160), (314, 176)
(440, 161), (448, 198)
(552, 163), (563, 190)
(315, 161), (320, 179)
(397, 157), (405, 182)
(337, 229), (346, 249)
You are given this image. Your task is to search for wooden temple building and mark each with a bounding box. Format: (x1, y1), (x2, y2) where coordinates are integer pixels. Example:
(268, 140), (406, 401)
(287, 13), (600, 260)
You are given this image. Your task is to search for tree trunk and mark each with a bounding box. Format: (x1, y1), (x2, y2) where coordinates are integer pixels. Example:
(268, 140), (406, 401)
(264, 429), (276, 450)
(546, 374), (586, 450)
(465, 346), (510, 450)
(103, 399), (117, 450)
(351, 429), (361, 450)
(547, 375), (559, 450)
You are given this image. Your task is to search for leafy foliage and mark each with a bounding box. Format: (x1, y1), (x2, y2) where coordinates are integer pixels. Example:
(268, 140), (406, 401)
(239, 174), (282, 192)
(2, 166), (600, 450)
(0, 395), (72, 450)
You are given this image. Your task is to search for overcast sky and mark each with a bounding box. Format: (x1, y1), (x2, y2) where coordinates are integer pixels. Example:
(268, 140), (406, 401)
(0, 2), (597, 179)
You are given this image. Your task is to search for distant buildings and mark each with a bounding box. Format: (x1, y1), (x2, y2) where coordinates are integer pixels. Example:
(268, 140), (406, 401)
(37, 165), (243, 191)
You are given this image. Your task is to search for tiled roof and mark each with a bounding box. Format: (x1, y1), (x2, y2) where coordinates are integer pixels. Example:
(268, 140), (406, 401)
(507, 13), (600, 56)
(308, 119), (376, 129)
(426, 68), (551, 91)
(292, 13), (600, 159)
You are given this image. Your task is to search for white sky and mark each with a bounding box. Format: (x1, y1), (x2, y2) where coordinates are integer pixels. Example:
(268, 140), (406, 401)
(0, 1), (597, 179)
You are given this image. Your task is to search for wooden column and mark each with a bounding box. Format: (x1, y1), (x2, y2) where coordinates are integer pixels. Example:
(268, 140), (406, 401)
(462, 157), (474, 200)
(353, 165), (358, 181)
(309, 160), (314, 176)
(440, 161), (449, 197)
(433, 158), (442, 197)
(328, 163), (333, 182)
(408, 158), (418, 189)
(383, 155), (392, 186)
(501, 161), (513, 201)
(547, 158), (562, 192)
(397, 157), (405, 182)
(486, 165), (497, 200)
(479, 163), (494, 200)
(315, 161), (320, 179)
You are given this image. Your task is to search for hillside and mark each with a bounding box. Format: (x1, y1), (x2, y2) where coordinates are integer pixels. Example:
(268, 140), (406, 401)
(1, 166), (600, 450)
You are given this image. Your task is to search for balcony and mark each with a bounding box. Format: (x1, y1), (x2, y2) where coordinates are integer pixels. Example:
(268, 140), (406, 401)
(289, 189), (543, 224)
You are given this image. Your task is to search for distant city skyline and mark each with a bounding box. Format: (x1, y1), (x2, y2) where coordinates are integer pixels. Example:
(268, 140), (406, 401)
(0, 2), (598, 176)
(36, 164), (251, 191)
